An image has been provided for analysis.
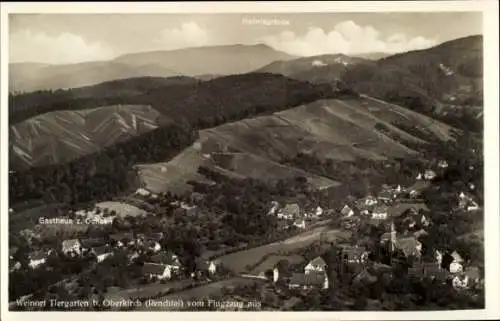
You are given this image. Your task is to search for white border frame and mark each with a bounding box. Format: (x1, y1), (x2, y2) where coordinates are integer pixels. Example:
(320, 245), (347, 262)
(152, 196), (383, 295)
(1, 1), (499, 320)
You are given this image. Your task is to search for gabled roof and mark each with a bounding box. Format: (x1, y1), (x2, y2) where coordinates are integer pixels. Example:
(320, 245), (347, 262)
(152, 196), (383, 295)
(62, 239), (81, 249)
(451, 251), (464, 263)
(342, 246), (367, 259)
(308, 256), (327, 267)
(340, 205), (353, 215)
(142, 262), (168, 275)
(146, 232), (164, 242)
(380, 232), (394, 243)
(409, 180), (430, 192)
(395, 237), (421, 256)
(414, 229), (429, 238)
(281, 203), (300, 217)
(378, 190), (393, 199)
(353, 268), (378, 285)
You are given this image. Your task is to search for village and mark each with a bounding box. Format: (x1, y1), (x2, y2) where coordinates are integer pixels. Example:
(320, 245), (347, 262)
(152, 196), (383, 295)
(8, 157), (484, 310)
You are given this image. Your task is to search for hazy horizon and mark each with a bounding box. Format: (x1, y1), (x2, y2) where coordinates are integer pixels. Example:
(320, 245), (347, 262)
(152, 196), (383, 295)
(9, 12), (482, 65)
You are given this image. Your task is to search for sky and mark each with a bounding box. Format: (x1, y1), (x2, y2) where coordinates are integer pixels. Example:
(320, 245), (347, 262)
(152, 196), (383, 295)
(9, 12), (483, 64)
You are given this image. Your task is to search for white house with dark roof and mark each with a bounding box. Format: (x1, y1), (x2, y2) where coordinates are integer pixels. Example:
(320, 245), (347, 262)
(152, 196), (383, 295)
(61, 239), (82, 256)
(277, 203), (301, 220)
(304, 256), (327, 274)
(424, 169), (437, 180)
(9, 260), (21, 272)
(449, 261), (464, 274)
(150, 251), (182, 274)
(135, 187), (151, 197)
(28, 251), (47, 269)
(451, 251), (464, 264)
(395, 237), (422, 258)
(377, 190), (393, 203)
(142, 263), (172, 280)
(371, 205), (388, 220)
(341, 245), (369, 265)
(293, 219), (306, 229)
(146, 240), (162, 253)
(452, 274), (470, 290)
(196, 258), (218, 276)
(93, 245), (113, 263)
(267, 201), (280, 216)
(340, 205), (354, 217)
(363, 195), (378, 206)
(438, 160), (449, 168)
(467, 200), (480, 212)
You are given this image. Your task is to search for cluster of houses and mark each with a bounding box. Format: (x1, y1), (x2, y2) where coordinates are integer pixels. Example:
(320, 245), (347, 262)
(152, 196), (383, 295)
(271, 244), (372, 290)
(266, 162), (483, 293)
(339, 183), (431, 226)
(269, 222), (482, 292)
(268, 201), (325, 231)
(9, 228), (221, 284)
(135, 187), (159, 200)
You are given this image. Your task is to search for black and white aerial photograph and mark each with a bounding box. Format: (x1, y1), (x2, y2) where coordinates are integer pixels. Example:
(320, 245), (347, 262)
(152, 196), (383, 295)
(1, 1), (499, 318)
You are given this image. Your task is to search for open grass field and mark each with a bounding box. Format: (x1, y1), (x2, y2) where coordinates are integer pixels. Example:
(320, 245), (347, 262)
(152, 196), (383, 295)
(217, 227), (350, 273)
(96, 201), (147, 217)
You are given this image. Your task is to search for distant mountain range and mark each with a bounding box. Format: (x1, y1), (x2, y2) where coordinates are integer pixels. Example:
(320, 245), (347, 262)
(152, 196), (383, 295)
(256, 36), (482, 108)
(256, 54), (369, 85)
(9, 44), (296, 93)
(253, 35), (483, 131)
(342, 35), (483, 112)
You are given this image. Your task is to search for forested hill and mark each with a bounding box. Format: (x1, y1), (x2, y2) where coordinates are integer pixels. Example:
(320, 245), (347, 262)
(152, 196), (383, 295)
(341, 35), (483, 132)
(9, 73), (349, 205)
(9, 73), (336, 126)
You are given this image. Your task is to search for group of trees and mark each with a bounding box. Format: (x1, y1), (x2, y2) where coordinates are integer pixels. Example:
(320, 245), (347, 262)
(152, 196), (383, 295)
(10, 122), (196, 206)
(340, 36), (483, 134)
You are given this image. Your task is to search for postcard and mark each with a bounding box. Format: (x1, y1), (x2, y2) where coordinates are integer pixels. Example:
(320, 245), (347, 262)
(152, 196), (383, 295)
(1, 1), (499, 320)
